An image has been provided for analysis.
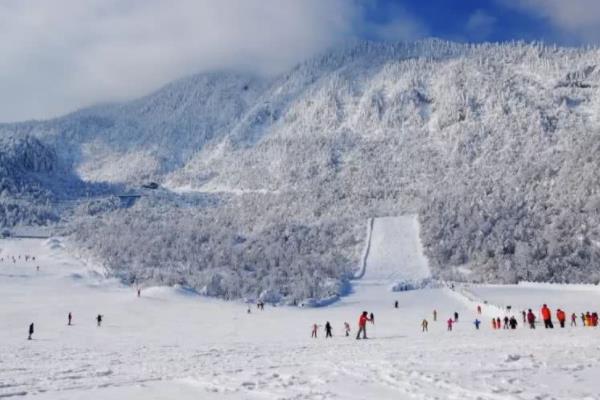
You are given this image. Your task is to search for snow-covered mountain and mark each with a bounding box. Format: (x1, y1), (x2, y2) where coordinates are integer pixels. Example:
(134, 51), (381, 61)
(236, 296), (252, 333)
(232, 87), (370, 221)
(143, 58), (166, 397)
(2, 39), (600, 296)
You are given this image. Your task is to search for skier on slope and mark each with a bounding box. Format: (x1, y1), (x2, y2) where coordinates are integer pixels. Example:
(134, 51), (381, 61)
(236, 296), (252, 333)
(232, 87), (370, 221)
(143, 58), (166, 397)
(356, 311), (370, 340)
(421, 319), (428, 332)
(503, 316), (509, 329)
(97, 314), (103, 327)
(344, 322), (351, 337)
(477, 305), (482, 315)
(433, 309), (437, 322)
(370, 312), (375, 325)
(509, 316), (518, 329)
(454, 312), (459, 322)
(522, 310), (527, 323)
(28, 323), (34, 340)
(541, 304), (553, 328)
(325, 322), (333, 338)
(68, 312), (72, 326)
(492, 319), (497, 330)
(527, 309), (536, 329)
(311, 323), (319, 338)
(474, 319), (481, 330)
(571, 312), (577, 327)
(556, 309), (566, 328)
(447, 318), (454, 331)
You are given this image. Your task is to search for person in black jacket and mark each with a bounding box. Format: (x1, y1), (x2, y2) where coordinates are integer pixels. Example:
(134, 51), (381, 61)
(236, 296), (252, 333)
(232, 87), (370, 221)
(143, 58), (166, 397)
(325, 321), (333, 338)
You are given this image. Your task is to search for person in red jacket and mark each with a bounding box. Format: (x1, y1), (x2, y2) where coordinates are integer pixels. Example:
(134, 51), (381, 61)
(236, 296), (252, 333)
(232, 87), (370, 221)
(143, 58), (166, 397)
(556, 309), (566, 328)
(527, 309), (536, 329)
(447, 318), (454, 331)
(541, 304), (553, 329)
(356, 311), (371, 340)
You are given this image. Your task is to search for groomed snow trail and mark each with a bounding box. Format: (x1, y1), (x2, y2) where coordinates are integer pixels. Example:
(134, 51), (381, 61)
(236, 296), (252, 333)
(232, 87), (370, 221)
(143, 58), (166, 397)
(2, 237), (600, 400)
(363, 215), (430, 284)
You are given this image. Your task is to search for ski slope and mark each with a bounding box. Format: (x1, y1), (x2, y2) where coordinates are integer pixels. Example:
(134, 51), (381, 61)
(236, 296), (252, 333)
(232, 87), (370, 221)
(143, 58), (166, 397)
(1, 236), (600, 400)
(362, 215), (430, 284)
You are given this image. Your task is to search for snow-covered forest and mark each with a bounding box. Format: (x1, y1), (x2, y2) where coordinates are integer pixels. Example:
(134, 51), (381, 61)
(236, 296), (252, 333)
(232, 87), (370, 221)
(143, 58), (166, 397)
(2, 39), (600, 300)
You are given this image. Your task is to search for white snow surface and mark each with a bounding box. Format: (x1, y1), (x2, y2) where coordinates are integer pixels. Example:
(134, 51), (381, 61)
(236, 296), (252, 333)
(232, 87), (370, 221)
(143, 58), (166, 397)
(363, 216), (430, 284)
(2, 237), (600, 399)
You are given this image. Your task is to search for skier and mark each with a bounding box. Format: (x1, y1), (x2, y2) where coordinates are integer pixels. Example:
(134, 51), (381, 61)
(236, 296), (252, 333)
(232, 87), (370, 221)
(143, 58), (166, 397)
(477, 305), (482, 315)
(581, 313), (586, 326)
(325, 321), (333, 338)
(137, 288), (141, 298)
(571, 312), (577, 327)
(527, 309), (536, 329)
(492, 318), (497, 330)
(503, 316), (509, 329)
(541, 304), (553, 328)
(556, 309), (566, 328)
(370, 312), (375, 325)
(447, 318), (454, 331)
(433, 309), (437, 322)
(509, 316), (518, 329)
(454, 312), (459, 322)
(474, 319), (481, 330)
(496, 317), (501, 330)
(96, 314), (102, 327)
(28, 323), (34, 340)
(311, 323), (318, 338)
(394, 300), (399, 309)
(344, 322), (351, 337)
(522, 310), (527, 323)
(356, 311), (370, 340)
(421, 319), (428, 332)
(68, 312), (72, 326)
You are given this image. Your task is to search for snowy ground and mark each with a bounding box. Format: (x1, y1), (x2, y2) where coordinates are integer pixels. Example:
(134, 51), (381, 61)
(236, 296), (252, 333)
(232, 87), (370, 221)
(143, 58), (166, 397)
(1, 217), (600, 399)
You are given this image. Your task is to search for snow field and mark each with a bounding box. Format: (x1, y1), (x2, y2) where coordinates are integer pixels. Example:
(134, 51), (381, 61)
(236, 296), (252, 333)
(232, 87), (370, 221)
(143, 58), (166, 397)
(1, 236), (600, 399)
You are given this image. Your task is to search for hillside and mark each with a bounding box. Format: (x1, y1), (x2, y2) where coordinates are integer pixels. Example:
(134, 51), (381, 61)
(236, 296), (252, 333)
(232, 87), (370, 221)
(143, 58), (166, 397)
(2, 39), (600, 299)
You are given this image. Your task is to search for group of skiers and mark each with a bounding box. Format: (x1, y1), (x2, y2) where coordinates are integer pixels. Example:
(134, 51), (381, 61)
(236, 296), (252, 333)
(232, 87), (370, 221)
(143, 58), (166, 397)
(520, 304), (599, 329)
(311, 311), (375, 339)
(26, 313), (104, 340)
(1, 253), (39, 271)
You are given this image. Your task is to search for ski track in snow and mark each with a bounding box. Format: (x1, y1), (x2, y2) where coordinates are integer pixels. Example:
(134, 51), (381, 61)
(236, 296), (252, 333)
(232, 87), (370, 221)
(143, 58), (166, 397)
(1, 220), (600, 399)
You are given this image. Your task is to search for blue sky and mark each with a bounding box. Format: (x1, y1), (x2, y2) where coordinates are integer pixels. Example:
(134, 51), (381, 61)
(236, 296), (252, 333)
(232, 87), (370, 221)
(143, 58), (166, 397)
(361, 0), (599, 46)
(2, 0), (600, 122)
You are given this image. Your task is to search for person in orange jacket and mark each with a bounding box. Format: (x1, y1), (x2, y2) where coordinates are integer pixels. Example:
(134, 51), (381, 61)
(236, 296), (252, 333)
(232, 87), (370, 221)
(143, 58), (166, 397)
(541, 304), (553, 329)
(556, 309), (566, 328)
(356, 311), (371, 340)
(585, 312), (592, 327)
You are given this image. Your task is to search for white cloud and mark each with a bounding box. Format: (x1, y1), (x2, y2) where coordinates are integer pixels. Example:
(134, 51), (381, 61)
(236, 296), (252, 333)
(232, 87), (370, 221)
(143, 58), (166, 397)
(466, 9), (496, 39)
(0, 0), (361, 122)
(500, 0), (600, 42)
